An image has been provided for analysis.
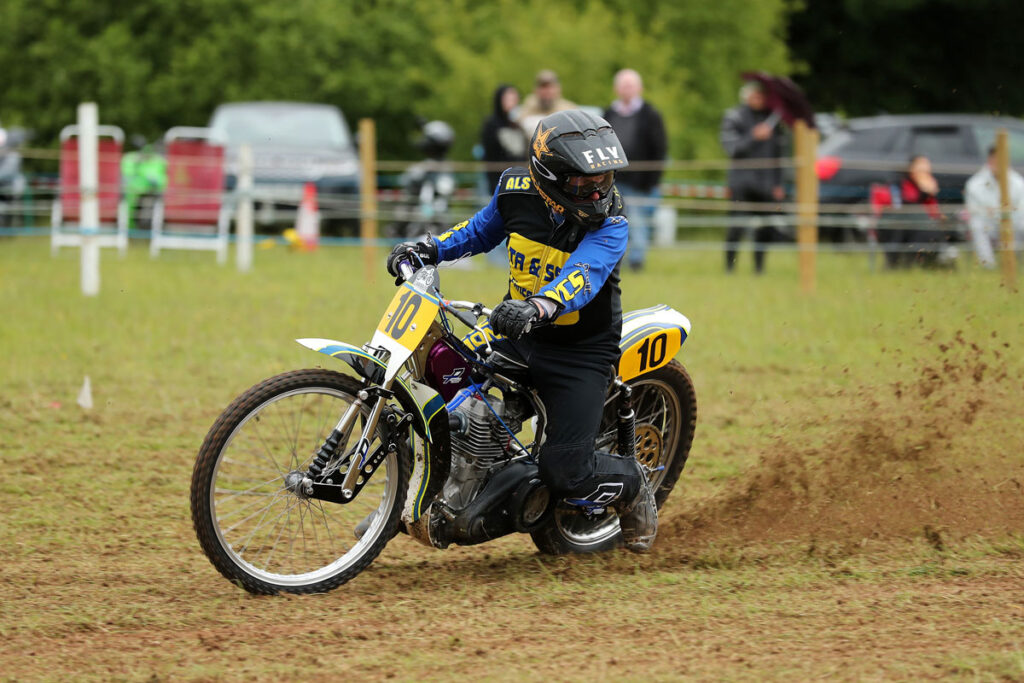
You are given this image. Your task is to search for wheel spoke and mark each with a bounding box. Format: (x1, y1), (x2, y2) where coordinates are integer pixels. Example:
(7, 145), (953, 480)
(218, 488), (286, 525)
(246, 418), (288, 476)
(313, 499), (340, 558)
(270, 397), (301, 469)
(222, 457), (280, 476)
(290, 392), (307, 470)
(215, 473), (285, 499)
(231, 491), (288, 554)
(260, 497), (301, 570)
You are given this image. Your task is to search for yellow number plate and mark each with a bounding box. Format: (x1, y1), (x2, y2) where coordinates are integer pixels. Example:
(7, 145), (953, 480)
(618, 327), (683, 381)
(375, 285), (440, 351)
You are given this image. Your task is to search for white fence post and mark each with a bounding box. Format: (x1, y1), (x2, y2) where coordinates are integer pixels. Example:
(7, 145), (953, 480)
(236, 144), (254, 272)
(78, 102), (100, 296)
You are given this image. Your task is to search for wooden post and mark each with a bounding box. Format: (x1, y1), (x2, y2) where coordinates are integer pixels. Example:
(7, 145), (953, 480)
(794, 119), (819, 293)
(995, 129), (1018, 290)
(359, 118), (378, 282)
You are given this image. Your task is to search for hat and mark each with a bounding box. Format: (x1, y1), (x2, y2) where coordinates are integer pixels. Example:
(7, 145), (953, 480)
(535, 69), (559, 86)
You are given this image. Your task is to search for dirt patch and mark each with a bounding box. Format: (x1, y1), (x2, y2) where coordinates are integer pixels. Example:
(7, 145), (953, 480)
(663, 330), (1024, 556)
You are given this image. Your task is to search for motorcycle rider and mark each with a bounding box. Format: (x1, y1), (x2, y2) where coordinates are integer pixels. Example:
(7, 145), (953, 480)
(387, 109), (658, 552)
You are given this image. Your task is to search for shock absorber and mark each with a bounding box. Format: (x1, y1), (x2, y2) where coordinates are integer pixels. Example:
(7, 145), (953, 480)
(616, 380), (636, 461)
(306, 391), (367, 478)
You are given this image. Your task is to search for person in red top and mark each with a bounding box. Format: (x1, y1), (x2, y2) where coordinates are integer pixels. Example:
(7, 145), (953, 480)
(884, 155), (956, 268)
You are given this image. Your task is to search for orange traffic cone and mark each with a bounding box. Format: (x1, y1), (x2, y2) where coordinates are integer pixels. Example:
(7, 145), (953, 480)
(295, 182), (320, 251)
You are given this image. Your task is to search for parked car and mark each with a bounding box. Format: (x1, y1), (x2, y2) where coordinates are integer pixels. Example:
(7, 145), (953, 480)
(816, 114), (1024, 203)
(0, 125), (30, 228)
(207, 102), (360, 230)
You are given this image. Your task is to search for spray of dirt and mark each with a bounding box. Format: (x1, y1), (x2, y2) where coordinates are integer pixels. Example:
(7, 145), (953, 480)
(661, 329), (1024, 558)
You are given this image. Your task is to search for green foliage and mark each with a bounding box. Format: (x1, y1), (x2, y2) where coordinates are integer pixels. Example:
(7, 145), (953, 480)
(0, 0), (791, 160)
(789, 0), (1024, 117)
(426, 0), (791, 160)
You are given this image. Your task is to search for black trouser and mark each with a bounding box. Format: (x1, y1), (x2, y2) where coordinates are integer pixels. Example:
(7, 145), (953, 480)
(490, 333), (641, 507)
(725, 186), (779, 273)
(880, 217), (952, 268)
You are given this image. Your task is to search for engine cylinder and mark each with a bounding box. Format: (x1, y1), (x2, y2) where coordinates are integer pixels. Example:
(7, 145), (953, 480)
(442, 391), (508, 510)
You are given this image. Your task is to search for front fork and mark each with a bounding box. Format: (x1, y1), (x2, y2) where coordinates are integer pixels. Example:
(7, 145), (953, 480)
(301, 385), (408, 501)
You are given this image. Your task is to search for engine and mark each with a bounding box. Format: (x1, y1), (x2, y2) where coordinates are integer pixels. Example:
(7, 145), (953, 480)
(443, 390), (516, 510)
(425, 387), (550, 548)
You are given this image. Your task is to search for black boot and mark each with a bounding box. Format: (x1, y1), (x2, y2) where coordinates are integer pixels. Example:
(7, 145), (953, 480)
(614, 460), (657, 553)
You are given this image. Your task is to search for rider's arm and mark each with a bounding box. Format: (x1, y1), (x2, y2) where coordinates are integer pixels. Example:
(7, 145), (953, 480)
(434, 185), (506, 261)
(534, 215), (629, 316)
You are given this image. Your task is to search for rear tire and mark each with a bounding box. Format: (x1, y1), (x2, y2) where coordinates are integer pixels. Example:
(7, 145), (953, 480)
(530, 360), (697, 555)
(190, 369), (410, 594)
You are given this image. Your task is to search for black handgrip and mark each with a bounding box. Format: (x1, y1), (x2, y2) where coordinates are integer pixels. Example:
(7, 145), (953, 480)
(450, 308), (478, 329)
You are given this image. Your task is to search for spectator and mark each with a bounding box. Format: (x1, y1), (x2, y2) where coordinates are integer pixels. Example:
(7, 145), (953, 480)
(720, 80), (785, 273)
(964, 145), (1024, 269)
(603, 69), (667, 271)
(480, 84), (528, 193)
(883, 155), (957, 268)
(517, 69), (576, 139)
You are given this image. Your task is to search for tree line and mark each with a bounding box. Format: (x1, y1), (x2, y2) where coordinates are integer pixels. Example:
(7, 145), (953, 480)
(1, 0), (1018, 161)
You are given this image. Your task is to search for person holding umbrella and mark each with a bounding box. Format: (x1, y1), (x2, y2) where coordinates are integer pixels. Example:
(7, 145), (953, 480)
(719, 78), (788, 273)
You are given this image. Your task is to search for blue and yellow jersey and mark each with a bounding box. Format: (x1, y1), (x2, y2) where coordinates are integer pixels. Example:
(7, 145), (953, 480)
(435, 167), (628, 343)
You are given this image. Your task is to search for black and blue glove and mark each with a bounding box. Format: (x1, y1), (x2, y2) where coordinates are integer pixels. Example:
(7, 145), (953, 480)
(386, 238), (438, 284)
(490, 299), (547, 340)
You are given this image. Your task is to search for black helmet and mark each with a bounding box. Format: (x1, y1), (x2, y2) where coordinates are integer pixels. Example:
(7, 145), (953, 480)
(528, 109), (628, 226)
(416, 120), (455, 160)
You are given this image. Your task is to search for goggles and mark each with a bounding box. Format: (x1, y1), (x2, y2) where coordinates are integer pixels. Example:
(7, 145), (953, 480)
(562, 172), (614, 201)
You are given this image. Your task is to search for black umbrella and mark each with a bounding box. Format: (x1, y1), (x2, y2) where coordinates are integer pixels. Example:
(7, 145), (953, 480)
(740, 71), (815, 128)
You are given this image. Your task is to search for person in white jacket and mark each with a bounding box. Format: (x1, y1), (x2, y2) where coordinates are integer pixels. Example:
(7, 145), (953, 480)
(964, 145), (1024, 268)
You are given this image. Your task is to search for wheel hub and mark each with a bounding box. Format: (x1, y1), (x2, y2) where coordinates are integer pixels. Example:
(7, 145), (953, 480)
(634, 424), (663, 470)
(284, 470), (313, 499)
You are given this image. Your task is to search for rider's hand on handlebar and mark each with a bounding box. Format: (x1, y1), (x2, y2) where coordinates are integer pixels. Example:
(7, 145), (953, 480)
(490, 298), (552, 340)
(385, 238), (438, 284)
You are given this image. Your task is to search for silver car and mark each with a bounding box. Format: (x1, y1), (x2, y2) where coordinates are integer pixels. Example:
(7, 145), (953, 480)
(208, 102), (360, 225)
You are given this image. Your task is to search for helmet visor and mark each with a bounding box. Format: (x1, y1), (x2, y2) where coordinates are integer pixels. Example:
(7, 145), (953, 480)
(561, 172), (614, 201)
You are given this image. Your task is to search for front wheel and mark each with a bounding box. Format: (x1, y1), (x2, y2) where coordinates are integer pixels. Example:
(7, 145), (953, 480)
(190, 369), (410, 594)
(530, 360), (697, 555)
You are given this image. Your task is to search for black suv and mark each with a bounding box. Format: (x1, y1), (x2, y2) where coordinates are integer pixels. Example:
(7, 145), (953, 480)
(817, 113), (1024, 204)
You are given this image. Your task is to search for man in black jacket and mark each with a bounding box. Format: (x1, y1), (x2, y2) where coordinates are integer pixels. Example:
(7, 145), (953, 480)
(387, 110), (658, 552)
(720, 80), (785, 273)
(603, 69), (667, 271)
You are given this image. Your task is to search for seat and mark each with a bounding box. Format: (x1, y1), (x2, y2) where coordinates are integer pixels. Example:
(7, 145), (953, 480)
(149, 127), (230, 263)
(51, 125), (128, 255)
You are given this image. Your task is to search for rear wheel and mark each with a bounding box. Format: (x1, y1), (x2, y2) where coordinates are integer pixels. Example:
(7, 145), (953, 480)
(190, 369), (410, 594)
(530, 360), (697, 555)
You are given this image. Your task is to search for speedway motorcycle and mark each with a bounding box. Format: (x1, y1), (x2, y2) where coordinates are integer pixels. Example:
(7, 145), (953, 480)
(191, 258), (697, 594)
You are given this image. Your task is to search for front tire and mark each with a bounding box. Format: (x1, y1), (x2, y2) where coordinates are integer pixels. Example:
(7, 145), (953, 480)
(190, 369), (410, 594)
(530, 360), (697, 555)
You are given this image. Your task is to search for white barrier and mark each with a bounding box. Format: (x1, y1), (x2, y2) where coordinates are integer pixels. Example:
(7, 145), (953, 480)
(78, 103), (100, 296)
(236, 144), (254, 272)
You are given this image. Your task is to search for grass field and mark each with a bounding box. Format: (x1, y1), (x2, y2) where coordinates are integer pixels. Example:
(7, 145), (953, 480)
(1, 237), (1023, 681)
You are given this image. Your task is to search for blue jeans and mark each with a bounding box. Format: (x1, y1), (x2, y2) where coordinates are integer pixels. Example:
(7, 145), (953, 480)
(618, 183), (660, 267)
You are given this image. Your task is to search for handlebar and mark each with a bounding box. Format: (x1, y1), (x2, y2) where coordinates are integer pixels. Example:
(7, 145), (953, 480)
(398, 260), (416, 282)
(441, 300), (494, 356)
